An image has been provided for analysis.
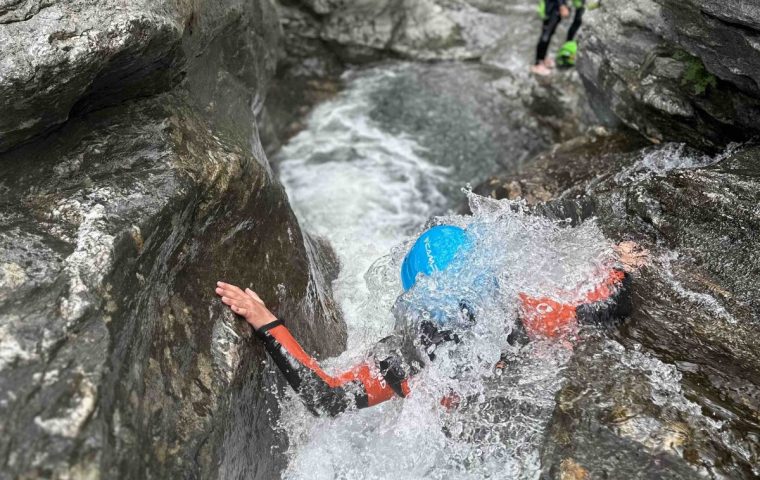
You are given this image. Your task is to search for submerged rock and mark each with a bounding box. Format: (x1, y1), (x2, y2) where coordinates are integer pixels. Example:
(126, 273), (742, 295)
(475, 138), (760, 478)
(0, 0), (345, 478)
(577, 0), (760, 149)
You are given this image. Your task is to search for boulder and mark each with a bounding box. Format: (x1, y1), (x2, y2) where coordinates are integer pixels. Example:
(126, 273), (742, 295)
(0, 0), (346, 478)
(474, 138), (760, 477)
(0, 0), (279, 152)
(577, 0), (760, 149)
(660, 0), (760, 99)
(274, 0), (521, 64)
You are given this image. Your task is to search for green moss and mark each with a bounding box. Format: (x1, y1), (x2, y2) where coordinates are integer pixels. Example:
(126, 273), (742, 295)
(675, 51), (718, 96)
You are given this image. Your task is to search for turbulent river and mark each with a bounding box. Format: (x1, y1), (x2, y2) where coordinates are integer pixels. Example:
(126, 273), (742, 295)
(271, 62), (588, 479)
(270, 63), (736, 479)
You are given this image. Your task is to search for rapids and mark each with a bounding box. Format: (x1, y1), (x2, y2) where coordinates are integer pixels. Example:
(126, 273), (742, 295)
(273, 63), (629, 479)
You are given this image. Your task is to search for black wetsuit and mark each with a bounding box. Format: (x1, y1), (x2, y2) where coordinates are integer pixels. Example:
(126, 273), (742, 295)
(536, 0), (586, 64)
(567, 0), (586, 42)
(256, 267), (630, 417)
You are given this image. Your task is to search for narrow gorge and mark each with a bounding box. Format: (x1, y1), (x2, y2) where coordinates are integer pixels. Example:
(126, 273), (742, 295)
(1, 0), (758, 479)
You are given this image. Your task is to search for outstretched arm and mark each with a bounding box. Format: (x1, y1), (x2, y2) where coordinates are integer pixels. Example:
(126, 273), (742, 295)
(215, 282), (409, 416)
(518, 268), (630, 338)
(518, 242), (648, 339)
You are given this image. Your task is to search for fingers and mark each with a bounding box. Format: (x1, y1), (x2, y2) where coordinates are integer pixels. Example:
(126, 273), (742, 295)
(215, 282), (247, 301)
(216, 282), (269, 317)
(219, 285), (245, 299)
(615, 241), (650, 272)
(245, 288), (265, 305)
(614, 241), (636, 253)
(220, 295), (243, 308)
(614, 241), (649, 260)
(219, 292), (252, 310)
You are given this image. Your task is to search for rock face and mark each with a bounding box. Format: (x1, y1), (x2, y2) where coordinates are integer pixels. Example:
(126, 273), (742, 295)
(273, 0), (572, 72)
(661, 0), (760, 98)
(577, 0), (760, 149)
(475, 137), (760, 478)
(0, 0), (270, 152)
(264, 0), (596, 155)
(0, 1), (345, 478)
(275, 0), (511, 63)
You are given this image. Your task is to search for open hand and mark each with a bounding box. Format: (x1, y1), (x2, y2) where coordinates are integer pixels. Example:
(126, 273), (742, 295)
(215, 281), (278, 330)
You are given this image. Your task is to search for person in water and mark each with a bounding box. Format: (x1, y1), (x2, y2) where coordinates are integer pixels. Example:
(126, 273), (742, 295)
(215, 225), (646, 417)
(531, 0), (587, 76)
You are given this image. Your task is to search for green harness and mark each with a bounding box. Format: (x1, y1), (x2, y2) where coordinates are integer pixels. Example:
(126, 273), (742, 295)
(537, 0), (546, 19)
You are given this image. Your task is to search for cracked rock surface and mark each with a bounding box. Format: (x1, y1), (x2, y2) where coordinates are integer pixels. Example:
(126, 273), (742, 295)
(475, 136), (760, 478)
(0, 0), (277, 152)
(0, 0), (346, 478)
(577, 0), (760, 149)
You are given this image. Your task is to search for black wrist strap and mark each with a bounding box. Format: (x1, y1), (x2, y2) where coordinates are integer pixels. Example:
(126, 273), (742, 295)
(256, 319), (284, 339)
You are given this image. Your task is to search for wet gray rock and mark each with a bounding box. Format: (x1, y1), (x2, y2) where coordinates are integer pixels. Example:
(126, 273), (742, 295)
(475, 138), (760, 478)
(660, 0), (760, 99)
(577, 0), (760, 149)
(473, 131), (648, 204)
(275, 0), (521, 63)
(265, 0), (596, 160)
(0, 0), (346, 478)
(541, 335), (723, 480)
(0, 99), (345, 479)
(0, 0), (278, 152)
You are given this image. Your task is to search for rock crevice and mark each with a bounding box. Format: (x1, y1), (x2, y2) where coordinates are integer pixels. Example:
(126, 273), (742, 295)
(577, 0), (760, 149)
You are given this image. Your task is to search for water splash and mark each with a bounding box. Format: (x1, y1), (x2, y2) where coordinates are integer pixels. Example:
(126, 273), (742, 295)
(614, 142), (740, 182)
(275, 189), (619, 479)
(275, 62), (626, 479)
(278, 67), (451, 351)
(657, 251), (737, 325)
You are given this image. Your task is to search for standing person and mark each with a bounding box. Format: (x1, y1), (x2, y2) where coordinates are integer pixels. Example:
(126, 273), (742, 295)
(531, 0), (571, 76)
(214, 225), (647, 417)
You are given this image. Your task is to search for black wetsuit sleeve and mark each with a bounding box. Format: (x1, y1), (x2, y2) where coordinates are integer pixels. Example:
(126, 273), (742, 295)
(574, 269), (633, 325)
(256, 320), (407, 416)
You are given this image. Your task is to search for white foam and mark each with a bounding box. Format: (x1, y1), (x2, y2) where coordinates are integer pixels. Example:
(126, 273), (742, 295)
(276, 69), (620, 480)
(658, 251), (737, 325)
(278, 68), (451, 352)
(615, 142), (739, 182)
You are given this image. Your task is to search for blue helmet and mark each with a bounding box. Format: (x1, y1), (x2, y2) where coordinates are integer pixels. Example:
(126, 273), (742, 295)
(401, 225), (472, 291)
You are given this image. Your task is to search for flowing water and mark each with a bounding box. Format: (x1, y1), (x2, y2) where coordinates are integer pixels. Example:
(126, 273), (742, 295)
(277, 62), (546, 352)
(272, 63), (622, 479)
(268, 57), (759, 478)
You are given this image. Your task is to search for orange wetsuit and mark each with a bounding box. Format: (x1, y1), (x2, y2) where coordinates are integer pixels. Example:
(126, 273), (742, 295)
(256, 267), (630, 416)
